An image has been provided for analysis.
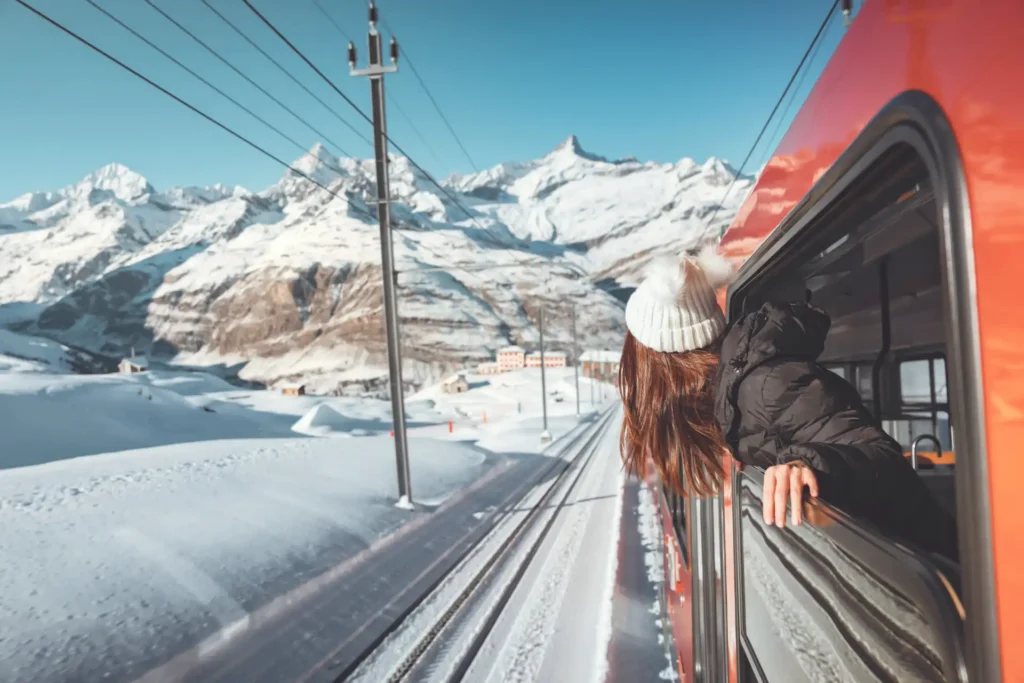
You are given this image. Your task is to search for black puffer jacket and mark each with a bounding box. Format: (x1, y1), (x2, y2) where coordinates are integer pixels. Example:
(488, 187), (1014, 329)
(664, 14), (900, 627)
(714, 301), (958, 560)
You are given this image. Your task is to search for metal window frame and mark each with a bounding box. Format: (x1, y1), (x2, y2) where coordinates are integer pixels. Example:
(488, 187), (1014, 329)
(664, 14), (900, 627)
(723, 90), (996, 682)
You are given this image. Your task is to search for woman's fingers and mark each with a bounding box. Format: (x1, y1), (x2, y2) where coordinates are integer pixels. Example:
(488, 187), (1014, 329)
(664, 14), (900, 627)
(802, 467), (819, 498)
(790, 466), (803, 526)
(763, 466), (776, 524)
(762, 463), (820, 528)
(774, 465), (789, 527)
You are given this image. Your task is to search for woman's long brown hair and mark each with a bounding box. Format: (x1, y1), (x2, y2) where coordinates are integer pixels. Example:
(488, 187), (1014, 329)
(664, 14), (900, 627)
(618, 330), (725, 497)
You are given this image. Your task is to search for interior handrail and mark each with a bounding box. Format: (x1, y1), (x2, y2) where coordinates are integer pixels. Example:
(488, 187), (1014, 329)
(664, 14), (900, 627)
(912, 433), (943, 471)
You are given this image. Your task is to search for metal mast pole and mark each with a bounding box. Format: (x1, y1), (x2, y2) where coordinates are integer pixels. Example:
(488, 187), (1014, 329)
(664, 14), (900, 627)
(539, 305), (550, 442)
(571, 306), (580, 416)
(349, 3), (412, 506)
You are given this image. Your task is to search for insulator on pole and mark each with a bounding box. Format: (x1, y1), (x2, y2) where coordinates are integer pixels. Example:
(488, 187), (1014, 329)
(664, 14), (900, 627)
(369, 2), (379, 26)
(390, 37), (399, 64)
(842, 0), (853, 25)
(347, 41), (357, 68)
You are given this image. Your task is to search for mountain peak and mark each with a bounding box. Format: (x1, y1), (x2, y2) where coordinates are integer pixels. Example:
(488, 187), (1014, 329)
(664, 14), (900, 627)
(699, 157), (737, 186)
(556, 134), (585, 154)
(74, 163), (154, 202)
(552, 135), (605, 162)
(286, 143), (347, 188)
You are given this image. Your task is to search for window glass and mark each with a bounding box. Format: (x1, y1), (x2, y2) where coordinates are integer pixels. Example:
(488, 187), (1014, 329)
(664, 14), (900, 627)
(933, 358), (948, 403)
(825, 365), (848, 380)
(855, 365), (874, 401)
(900, 359), (932, 403)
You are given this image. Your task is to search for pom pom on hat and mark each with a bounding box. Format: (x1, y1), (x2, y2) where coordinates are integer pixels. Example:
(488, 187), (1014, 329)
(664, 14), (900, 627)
(625, 244), (734, 353)
(642, 255), (688, 305)
(692, 243), (735, 290)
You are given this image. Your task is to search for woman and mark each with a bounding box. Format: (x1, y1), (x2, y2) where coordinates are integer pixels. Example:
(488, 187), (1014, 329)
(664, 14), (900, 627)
(618, 247), (958, 560)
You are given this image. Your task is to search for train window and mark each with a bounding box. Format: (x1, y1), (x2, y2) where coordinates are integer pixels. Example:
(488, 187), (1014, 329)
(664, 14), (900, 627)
(853, 363), (875, 402)
(886, 356), (954, 454)
(724, 127), (970, 682)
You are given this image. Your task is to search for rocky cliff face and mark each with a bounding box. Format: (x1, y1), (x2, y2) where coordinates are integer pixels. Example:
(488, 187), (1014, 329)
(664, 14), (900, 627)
(0, 137), (751, 395)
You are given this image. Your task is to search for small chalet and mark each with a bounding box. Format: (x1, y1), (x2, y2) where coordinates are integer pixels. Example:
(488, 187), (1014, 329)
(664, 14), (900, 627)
(442, 373), (470, 394)
(118, 356), (149, 374)
(281, 384), (306, 396)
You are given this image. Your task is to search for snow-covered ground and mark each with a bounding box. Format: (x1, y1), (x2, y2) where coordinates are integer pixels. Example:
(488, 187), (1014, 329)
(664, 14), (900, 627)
(461, 409), (628, 683)
(345, 404), (670, 683)
(0, 347), (615, 682)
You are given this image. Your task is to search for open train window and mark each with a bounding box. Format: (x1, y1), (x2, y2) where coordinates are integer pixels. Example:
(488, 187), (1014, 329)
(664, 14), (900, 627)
(722, 98), (980, 683)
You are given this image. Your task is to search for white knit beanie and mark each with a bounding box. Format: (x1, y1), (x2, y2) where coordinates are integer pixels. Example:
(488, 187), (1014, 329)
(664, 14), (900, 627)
(625, 245), (735, 353)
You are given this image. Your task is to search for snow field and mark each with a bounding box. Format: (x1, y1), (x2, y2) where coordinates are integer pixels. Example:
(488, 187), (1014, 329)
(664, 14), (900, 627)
(0, 434), (495, 682)
(0, 355), (612, 682)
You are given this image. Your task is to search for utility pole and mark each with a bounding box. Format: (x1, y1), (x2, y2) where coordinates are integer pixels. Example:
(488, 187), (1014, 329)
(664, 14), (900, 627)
(539, 305), (551, 443)
(570, 306), (580, 416)
(349, 3), (412, 508)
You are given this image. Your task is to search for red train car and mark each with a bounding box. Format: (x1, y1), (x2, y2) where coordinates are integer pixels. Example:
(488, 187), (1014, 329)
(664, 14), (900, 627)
(658, 0), (1024, 681)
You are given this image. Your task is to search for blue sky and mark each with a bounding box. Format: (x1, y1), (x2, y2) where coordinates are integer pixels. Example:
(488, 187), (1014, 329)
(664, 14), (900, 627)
(0, 0), (851, 200)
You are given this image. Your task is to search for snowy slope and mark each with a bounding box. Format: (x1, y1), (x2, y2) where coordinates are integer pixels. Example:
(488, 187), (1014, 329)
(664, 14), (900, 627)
(0, 328), (112, 375)
(0, 138), (751, 395)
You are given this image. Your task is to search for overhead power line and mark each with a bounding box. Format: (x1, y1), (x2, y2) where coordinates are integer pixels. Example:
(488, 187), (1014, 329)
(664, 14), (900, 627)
(763, 8), (834, 165)
(16, 0), (366, 216)
(387, 93), (447, 168)
(242, 0), (496, 239)
(358, 0), (478, 171)
(311, 0), (354, 42)
(308, 0), (446, 168)
(17, 1), (569, 299)
(81, 0), (310, 158)
(14, 0), (490, 288)
(380, 16), (480, 173)
(198, 0), (372, 149)
(705, 0), (840, 233)
(141, 0), (354, 158)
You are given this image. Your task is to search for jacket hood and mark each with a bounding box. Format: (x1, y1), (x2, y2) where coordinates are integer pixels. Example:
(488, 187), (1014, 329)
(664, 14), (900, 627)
(715, 301), (831, 444)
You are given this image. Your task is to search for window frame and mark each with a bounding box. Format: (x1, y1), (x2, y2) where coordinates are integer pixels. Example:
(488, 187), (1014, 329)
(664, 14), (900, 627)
(721, 90), (993, 681)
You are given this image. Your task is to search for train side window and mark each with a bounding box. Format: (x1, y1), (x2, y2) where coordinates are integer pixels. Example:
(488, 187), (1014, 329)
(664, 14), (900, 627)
(724, 134), (968, 681)
(883, 356), (954, 455)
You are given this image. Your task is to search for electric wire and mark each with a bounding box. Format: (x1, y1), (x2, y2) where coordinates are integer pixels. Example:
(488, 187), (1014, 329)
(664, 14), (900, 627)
(380, 15), (480, 172)
(141, 0), (354, 158)
(82, 0), (310, 158)
(241, 0), (498, 238)
(761, 5), (835, 176)
(362, 0), (478, 171)
(15, 0), (493, 290)
(309, 0), (446, 168)
(705, 0), (841, 233)
(198, 0), (372, 148)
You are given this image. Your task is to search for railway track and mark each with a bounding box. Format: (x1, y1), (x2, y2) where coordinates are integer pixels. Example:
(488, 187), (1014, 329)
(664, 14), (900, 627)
(333, 406), (617, 683)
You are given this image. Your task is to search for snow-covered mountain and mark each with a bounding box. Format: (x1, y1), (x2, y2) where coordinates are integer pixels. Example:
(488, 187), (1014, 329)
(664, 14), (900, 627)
(0, 136), (752, 395)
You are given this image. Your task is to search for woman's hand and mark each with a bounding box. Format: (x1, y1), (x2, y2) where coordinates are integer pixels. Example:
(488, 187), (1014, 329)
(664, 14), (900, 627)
(763, 462), (819, 527)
